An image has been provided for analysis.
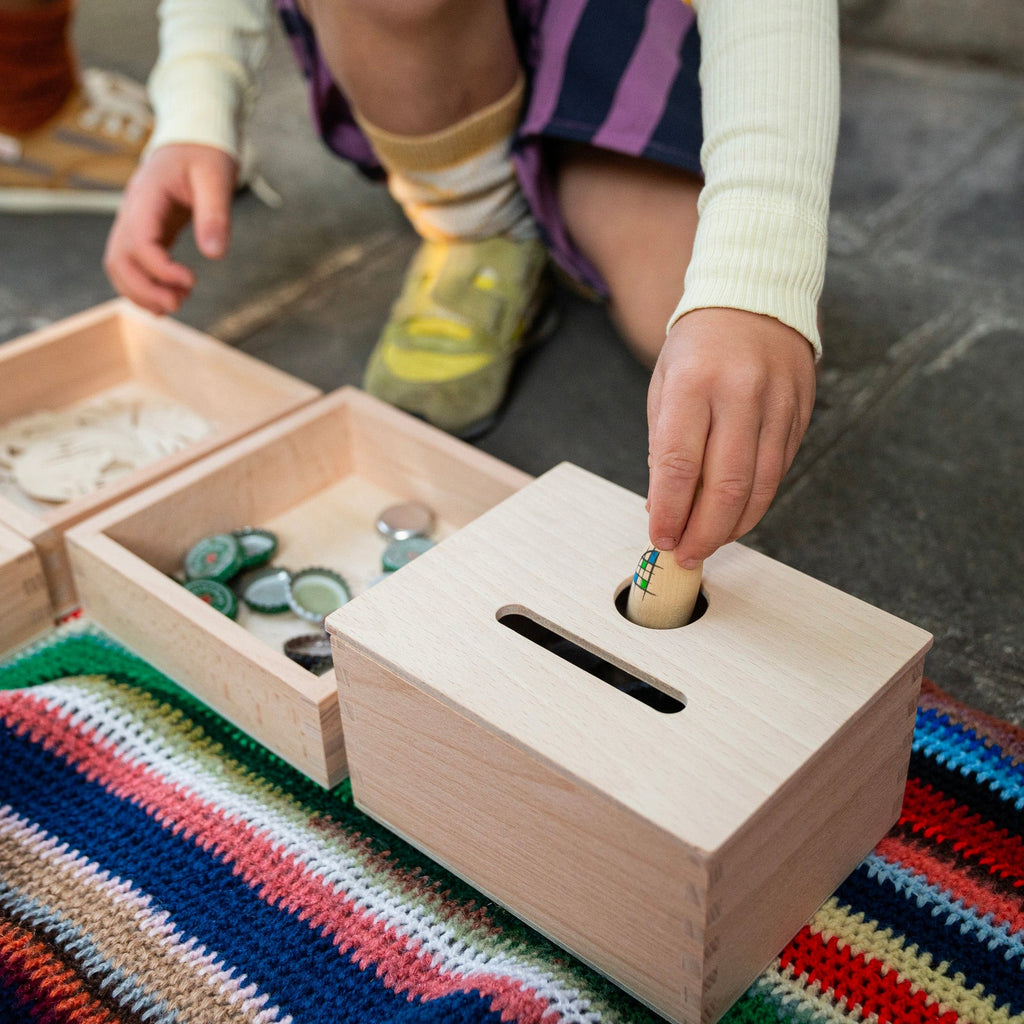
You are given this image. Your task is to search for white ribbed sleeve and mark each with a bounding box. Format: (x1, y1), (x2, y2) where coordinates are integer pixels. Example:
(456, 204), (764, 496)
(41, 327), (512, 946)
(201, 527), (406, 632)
(146, 0), (272, 160)
(671, 0), (840, 356)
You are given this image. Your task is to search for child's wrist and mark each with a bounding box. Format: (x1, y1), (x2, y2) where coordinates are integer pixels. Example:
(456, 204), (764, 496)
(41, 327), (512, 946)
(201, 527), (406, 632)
(671, 196), (827, 357)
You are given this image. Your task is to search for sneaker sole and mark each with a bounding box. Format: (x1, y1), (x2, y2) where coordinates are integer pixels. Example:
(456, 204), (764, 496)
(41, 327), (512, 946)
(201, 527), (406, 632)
(0, 188), (122, 214)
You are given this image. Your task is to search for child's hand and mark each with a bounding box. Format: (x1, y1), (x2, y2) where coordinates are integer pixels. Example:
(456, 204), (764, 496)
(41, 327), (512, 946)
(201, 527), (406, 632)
(104, 143), (238, 315)
(646, 308), (816, 567)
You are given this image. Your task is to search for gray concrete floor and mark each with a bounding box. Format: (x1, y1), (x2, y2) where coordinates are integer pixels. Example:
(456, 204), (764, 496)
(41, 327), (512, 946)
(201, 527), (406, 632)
(2, 6), (1022, 725)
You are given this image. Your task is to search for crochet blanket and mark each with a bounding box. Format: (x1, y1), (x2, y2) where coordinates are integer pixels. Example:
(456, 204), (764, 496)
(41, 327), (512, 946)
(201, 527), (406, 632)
(1, 625), (1021, 1024)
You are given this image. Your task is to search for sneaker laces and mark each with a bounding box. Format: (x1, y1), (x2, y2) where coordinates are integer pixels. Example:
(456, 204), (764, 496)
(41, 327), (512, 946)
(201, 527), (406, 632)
(76, 68), (154, 143)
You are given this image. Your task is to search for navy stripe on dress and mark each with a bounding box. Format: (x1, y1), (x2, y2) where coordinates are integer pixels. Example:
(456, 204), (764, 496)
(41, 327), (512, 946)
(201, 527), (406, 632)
(644, 19), (702, 171)
(545, 0), (649, 140)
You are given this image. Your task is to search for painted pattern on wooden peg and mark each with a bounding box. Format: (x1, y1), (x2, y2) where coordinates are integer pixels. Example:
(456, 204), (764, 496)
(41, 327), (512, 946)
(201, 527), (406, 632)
(626, 546), (703, 629)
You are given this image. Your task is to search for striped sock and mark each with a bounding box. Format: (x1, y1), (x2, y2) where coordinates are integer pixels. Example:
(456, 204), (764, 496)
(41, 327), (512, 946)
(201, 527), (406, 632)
(354, 74), (537, 242)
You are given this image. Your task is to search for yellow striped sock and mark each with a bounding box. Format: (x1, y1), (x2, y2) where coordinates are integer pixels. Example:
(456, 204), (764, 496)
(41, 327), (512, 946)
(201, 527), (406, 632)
(354, 75), (535, 241)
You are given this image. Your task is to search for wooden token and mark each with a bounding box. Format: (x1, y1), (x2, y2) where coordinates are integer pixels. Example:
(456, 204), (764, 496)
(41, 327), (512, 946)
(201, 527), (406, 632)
(12, 435), (118, 502)
(0, 393), (212, 504)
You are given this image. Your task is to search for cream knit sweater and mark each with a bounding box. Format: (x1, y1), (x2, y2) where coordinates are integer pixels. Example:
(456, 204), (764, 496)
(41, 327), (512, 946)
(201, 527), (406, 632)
(147, 0), (839, 355)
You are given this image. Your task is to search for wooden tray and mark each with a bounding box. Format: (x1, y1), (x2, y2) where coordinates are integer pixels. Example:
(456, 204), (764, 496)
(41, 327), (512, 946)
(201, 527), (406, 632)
(66, 387), (531, 787)
(0, 520), (52, 657)
(328, 462), (934, 1024)
(0, 300), (320, 613)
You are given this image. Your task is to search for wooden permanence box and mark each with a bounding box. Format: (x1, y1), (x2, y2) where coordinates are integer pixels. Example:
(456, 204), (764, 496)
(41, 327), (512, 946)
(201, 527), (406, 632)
(0, 300), (320, 613)
(0, 520), (52, 658)
(66, 388), (530, 787)
(328, 462), (933, 1024)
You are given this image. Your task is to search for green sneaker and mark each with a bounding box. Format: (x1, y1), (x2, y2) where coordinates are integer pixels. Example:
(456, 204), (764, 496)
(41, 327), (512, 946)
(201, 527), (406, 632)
(363, 235), (550, 437)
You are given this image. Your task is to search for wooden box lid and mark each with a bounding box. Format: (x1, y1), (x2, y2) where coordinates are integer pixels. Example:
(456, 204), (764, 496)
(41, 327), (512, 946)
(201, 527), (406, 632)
(329, 462), (933, 851)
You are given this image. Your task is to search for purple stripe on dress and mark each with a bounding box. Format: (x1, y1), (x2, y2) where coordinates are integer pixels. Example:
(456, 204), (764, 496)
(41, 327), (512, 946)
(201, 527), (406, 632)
(519, 0), (591, 136)
(591, 0), (695, 153)
(511, 144), (606, 293)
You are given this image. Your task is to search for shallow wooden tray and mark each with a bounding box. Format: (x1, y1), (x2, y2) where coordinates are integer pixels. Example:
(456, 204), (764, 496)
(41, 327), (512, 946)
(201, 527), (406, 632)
(66, 387), (531, 787)
(0, 520), (52, 658)
(0, 300), (321, 613)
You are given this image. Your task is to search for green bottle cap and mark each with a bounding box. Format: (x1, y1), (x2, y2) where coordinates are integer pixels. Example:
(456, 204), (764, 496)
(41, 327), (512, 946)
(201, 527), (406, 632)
(238, 565), (293, 614)
(287, 567), (351, 622)
(183, 578), (238, 619)
(232, 527), (279, 570)
(382, 536), (435, 572)
(184, 533), (244, 583)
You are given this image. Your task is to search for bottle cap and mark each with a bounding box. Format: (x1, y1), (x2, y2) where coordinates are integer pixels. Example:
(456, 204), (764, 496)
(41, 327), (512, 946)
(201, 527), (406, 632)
(287, 568), (351, 622)
(283, 632), (334, 674)
(184, 533), (244, 583)
(382, 536), (435, 572)
(232, 527), (278, 570)
(183, 578), (238, 619)
(238, 565), (293, 614)
(375, 501), (436, 541)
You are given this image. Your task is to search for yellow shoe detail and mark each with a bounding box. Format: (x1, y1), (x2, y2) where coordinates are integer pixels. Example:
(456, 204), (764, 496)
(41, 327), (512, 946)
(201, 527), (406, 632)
(364, 236), (550, 435)
(381, 343), (492, 383)
(405, 318), (473, 343)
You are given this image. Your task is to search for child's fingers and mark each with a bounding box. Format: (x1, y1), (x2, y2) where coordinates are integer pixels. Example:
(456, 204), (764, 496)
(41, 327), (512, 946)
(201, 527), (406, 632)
(108, 255), (187, 316)
(188, 156), (235, 260)
(647, 391), (708, 554)
(104, 144), (237, 313)
(646, 308), (816, 566)
(672, 399), (761, 567)
(104, 206), (192, 313)
(132, 239), (195, 292)
(725, 418), (790, 544)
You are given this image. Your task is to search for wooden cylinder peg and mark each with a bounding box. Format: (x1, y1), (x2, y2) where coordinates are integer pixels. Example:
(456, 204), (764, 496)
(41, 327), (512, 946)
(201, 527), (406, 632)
(625, 547), (703, 629)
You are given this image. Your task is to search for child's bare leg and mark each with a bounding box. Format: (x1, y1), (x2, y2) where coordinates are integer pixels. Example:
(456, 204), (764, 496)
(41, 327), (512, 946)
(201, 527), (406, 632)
(299, 0), (519, 134)
(555, 143), (701, 368)
(298, 0), (545, 437)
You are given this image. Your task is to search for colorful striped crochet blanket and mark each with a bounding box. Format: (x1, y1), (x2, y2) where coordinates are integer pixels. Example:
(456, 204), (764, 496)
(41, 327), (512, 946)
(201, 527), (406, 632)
(1, 625), (1022, 1024)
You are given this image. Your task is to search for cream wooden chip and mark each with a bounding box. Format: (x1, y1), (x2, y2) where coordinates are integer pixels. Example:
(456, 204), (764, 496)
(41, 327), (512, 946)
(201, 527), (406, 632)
(0, 395), (213, 503)
(13, 437), (118, 503)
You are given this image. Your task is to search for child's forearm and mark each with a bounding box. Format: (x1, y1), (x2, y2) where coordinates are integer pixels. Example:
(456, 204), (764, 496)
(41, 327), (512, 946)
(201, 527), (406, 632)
(671, 0), (840, 357)
(147, 0), (273, 160)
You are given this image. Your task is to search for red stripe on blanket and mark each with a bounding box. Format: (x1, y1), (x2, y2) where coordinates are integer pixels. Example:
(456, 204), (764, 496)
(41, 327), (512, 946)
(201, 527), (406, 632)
(900, 776), (1024, 886)
(0, 917), (120, 1024)
(779, 924), (961, 1024)
(874, 834), (1024, 932)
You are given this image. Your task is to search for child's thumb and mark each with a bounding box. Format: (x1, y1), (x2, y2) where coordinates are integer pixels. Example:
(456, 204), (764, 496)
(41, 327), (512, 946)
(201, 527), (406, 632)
(190, 158), (234, 260)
